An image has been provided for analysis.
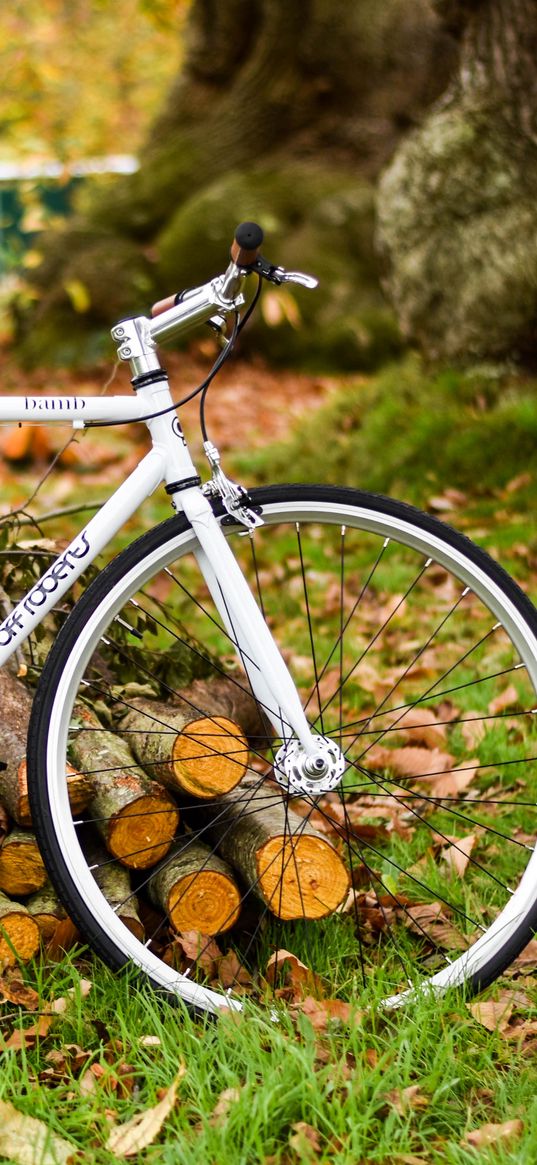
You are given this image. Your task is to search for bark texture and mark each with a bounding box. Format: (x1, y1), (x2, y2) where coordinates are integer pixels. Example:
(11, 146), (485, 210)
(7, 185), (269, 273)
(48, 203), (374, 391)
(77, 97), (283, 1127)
(18, 0), (457, 369)
(69, 705), (180, 869)
(377, 0), (537, 364)
(118, 695), (249, 799)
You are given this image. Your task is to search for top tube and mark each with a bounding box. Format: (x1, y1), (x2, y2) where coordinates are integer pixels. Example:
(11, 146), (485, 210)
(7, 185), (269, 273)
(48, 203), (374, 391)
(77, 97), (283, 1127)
(0, 395), (145, 425)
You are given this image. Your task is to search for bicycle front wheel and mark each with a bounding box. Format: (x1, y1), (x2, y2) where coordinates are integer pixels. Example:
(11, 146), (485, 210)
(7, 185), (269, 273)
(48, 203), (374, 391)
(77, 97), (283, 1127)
(27, 484), (537, 1014)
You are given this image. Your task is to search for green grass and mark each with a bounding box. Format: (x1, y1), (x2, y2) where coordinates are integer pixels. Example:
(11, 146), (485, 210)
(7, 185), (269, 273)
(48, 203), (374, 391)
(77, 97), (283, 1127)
(236, 355), (537, 507)
(2, 953), (537, 1163)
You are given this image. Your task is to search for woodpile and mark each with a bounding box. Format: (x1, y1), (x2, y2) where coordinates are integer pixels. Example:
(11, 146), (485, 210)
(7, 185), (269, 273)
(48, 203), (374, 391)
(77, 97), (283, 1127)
(0, 669), (350, 969)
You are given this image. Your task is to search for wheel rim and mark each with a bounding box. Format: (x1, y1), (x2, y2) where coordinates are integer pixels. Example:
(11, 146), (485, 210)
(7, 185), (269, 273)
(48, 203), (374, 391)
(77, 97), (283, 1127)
(39, 495), (537, 1010)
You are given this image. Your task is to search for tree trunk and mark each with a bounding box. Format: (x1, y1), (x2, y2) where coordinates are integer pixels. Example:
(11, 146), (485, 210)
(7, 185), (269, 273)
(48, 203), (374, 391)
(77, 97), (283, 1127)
(18, 0), (457, 370)
(377, 0), (537, 365)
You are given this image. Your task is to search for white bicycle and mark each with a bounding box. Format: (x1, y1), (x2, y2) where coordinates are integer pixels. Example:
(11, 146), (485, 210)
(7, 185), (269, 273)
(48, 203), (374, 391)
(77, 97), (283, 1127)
(1, 223), (537, 1016)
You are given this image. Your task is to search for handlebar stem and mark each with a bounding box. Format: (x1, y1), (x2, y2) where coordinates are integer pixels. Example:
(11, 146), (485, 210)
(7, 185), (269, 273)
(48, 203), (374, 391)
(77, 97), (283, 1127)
(111, 267), (248, 376)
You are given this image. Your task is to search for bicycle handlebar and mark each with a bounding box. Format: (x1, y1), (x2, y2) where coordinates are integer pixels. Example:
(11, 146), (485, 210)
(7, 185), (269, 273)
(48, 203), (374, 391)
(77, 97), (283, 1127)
(151, 222), (264, 319)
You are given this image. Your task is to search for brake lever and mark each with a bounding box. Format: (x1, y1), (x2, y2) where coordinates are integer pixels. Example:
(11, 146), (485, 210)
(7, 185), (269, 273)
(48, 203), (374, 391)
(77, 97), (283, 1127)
(251, 255), (318, 290)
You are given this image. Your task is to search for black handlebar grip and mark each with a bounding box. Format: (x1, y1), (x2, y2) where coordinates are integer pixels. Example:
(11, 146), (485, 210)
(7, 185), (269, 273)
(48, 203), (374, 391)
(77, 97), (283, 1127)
(230, 221), (264, 267)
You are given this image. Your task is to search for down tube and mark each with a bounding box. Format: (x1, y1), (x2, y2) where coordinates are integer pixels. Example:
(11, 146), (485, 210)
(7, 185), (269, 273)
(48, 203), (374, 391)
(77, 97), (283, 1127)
(0, 448), (165, 667)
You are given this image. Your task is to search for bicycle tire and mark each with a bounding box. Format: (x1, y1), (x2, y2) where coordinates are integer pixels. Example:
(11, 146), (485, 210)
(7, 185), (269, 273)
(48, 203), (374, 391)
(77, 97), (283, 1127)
(27, 484), (537, 1014)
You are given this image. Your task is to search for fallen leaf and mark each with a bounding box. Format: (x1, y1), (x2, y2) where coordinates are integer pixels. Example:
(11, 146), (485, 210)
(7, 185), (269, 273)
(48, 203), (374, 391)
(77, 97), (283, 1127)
(289, 1121), (322, 1158)
(46, 918), (80, 957)
(0, 1099), (78, 1164)
(387, 707), (447, 749)
(106, 1066), (185, 1156)
(510, 938), (537, 970)
(384, 1084), (429, 1114)
(209, 1086), (241, 1127)
(463, 1118), (523, 1148)
(488, 684), (519, 716)
(294, 995), (362, 1030)
(265, 950), (323, 999)
(461, 714), (487, 750)
(176, 931), (222, 976)
(441, 834), (476, 877)
(429, 759), (480, 799)
(50, 978), (92, 1013)
(367, 745), (454, 780)
(218, 950), (253, 990)
(468, 995), (514, 1032)
(0, 975), (39, 1009)
(4, 1014), (53, 1050)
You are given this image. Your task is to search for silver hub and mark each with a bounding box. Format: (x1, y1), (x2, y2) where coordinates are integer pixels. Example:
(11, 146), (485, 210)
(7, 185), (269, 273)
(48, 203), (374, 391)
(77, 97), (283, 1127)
(273, 735), (346, 796)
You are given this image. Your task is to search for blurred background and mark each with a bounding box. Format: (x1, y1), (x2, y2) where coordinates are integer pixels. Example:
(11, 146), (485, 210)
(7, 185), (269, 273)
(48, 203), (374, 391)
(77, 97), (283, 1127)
(1, 0), (537, 513)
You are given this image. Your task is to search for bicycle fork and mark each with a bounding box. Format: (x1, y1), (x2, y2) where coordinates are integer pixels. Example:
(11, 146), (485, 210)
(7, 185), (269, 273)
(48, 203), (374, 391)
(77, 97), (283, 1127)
(179, 486), (346, 796)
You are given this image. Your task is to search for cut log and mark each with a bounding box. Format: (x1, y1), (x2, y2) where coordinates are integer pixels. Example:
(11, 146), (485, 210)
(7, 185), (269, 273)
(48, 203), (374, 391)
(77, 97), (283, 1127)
(0, 758), (92, 829)
(0, 669), (91, 826)
(189, 773), (350, 920)
(173, 677), (274, 750)
(148, 836), (241, 936)
(118, 696), (249, 800)
(0, 891), (40, 965)
(86, 839), (144, 942)
(69, 705), (180, 870)
(26, 879), (68, 941)
(0, 827), (47, 896)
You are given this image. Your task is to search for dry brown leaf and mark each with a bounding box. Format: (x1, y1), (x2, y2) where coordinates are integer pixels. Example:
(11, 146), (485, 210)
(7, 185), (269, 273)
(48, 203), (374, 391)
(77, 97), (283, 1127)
(176, 931), (222, 975)
(46, 918), (80, 957)
(218, 950), (253, 990)
(106, 1066), (185, 1156)
(463, 1118), (523, 1148)
(209, 1086), (241, 1127)
(488, 684), (520, 716)
(461, 714), (487, 750)
(384, 1084), (429, 1115)
(510, 938), (537, 970)
(429, 759), (479, 799)
(0, 1099), (78, 1164)
(4, 1014), (53, 1050)
(265, 950), (323, 999)
(441, 834), (476, 877)
(294, 994), (362, 1030)
(50, 978), (92, 1014)
(289, 1121), (322, 1158)
(388, 707), (447, 749)
(468, 995), (515, 1032)
(0, 975), (39, 1009)
(367, 744), (454, 780)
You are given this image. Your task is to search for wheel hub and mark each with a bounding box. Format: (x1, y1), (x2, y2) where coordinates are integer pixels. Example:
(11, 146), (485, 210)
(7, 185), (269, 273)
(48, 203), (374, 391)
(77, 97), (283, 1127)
(273, 735), (346, 796)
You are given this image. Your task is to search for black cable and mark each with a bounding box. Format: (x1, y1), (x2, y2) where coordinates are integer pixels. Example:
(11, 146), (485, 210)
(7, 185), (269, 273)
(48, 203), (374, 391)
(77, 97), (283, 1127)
(199, 311), (239, 443)
(86, 274), (263, 431)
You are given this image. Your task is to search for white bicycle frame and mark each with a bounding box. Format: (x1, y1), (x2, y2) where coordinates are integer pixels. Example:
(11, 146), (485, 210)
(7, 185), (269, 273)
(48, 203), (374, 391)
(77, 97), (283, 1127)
(0, 353), (317, 756)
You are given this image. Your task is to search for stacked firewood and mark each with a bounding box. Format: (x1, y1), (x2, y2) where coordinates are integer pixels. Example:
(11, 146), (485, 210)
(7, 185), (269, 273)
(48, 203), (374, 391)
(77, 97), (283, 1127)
(0, 669), (349, 967)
